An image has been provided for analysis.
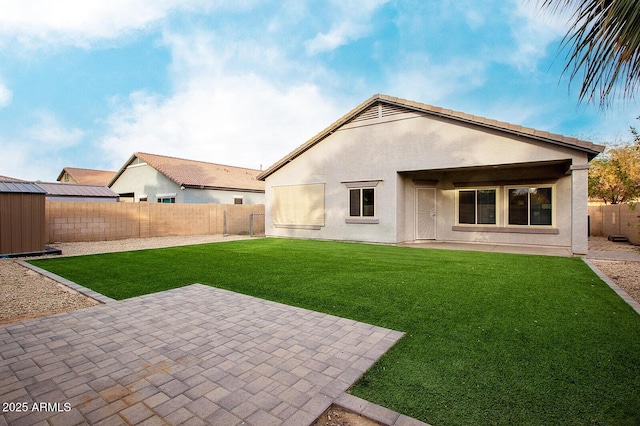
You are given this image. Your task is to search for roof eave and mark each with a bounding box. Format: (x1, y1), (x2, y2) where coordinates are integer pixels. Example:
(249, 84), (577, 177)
(181, 183), (265, 193)
(257, 94), (605, 180)
(108, 153), (139, 187)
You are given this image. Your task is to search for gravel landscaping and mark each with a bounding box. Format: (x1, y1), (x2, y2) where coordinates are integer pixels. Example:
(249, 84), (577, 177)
(0, 235), (251, 325)
(1, 235), (638, 326)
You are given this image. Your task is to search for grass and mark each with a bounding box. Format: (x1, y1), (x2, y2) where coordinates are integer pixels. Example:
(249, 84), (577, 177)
(30, 238), (640, 425)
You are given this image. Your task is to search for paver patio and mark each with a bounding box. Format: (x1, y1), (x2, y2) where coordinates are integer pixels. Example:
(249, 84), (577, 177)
(0, 284), (409, 425)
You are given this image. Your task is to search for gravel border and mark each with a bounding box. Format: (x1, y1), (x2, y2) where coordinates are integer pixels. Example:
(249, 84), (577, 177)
(0, 235), (253, 325)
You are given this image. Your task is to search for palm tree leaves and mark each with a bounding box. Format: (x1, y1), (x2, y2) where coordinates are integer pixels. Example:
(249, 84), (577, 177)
(539, 0), (640, 106)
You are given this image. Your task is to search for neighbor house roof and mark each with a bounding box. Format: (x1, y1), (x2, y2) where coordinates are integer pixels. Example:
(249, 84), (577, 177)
(36, 182), (119, 199)
(257, 94), (606, 180)
(109, 152), (265, 192)
(0, 175), (27, 182)
(57, 167), (117, 186)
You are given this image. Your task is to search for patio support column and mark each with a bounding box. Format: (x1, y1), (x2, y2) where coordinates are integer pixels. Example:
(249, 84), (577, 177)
(570, 163), (590, 255)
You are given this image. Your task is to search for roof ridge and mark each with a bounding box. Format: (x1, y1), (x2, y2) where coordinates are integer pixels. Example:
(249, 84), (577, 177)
(135, 152), (261, 172)
(257, 94), (605, 181)
(64, 167), (115, 173)
(373, 94), (601, 151)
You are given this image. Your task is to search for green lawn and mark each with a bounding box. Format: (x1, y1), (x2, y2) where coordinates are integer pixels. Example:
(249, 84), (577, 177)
(30, 238), (640, 425)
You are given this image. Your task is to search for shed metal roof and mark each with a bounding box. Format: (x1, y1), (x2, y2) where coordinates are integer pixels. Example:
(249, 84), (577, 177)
(36, 182), (119, 198)
(0, 181), (47, 194)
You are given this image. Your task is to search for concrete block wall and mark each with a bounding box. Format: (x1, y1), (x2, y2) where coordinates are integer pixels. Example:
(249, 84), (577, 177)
(45, 201), (265, 243)
(588, 204), (640, 245)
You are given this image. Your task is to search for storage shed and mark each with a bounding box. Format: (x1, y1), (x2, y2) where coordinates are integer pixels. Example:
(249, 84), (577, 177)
(0, 181), (47, 256)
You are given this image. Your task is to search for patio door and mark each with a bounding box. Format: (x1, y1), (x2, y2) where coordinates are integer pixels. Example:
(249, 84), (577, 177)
(416, 188), (436, 239)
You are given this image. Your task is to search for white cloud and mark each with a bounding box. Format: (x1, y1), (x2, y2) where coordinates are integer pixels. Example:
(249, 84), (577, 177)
(305, 0), (389, 54)
(28, 112), (84, 148)
(0, 0), (222, 48)
(0, 112), (84, 180)
(100, 27), (342, 172)
(385, 54), (486, 104)
(506, 0), (570, 71)
(0, 81), (12, 107)
(101, 74), (340, 171)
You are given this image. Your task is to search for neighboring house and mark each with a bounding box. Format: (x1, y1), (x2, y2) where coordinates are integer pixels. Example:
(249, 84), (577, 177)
(36, 182), (119, 202)
(57, 167), (117, 186)
(257, 94), (605, 255)
(109, 152), (265, 204)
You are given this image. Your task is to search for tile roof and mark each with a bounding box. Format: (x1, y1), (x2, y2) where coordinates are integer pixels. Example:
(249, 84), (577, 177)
(57, 167), (117, 186)
(257, 94), (606, 180)
(36, 182), (119, 198)
(111, 152), (265, 192)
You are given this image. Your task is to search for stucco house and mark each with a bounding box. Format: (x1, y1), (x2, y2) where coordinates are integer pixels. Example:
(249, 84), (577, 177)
(57, 167), (116, 186)
(109, 152), (265, 204)
(257, 94), (604, 255)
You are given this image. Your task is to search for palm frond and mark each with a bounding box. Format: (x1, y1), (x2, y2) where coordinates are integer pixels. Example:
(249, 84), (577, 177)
(539, 0), (640, 107)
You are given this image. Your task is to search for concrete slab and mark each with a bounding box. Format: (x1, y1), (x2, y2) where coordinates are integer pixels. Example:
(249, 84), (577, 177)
(0, 284), (404, 425)
(398, 241), (573, 257)
(586, 250), (640, 261)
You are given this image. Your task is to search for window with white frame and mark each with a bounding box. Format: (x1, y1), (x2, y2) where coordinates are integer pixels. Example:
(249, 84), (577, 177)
(508, 187), (552, 226)
(458, 189), (497, 225)
(349, 187), (375, 217)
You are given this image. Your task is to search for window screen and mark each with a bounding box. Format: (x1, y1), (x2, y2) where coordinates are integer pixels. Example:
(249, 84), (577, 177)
(272, 184), (325, 226)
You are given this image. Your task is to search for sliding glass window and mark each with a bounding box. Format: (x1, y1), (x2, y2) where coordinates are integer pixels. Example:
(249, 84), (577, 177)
(458, 189), (496, 225)
(508, 187), (552, 226)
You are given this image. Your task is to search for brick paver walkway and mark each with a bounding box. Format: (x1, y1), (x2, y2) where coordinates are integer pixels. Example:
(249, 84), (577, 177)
(0, 285), (405, 425)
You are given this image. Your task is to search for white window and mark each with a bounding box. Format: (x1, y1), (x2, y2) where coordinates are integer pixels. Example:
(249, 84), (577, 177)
(343, 180), (381, 224)
(507, 187), (553, 226)
(349, 188), (375, 217)
(157, 193), (176, 203)
(457, 188), (497, 225)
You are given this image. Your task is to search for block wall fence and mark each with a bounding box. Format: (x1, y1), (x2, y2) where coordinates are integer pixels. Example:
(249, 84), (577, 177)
(45, 201), (265, 243)
(589, 204), (640, 245)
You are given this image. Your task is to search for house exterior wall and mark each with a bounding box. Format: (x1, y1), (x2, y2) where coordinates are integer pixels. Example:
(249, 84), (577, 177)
(264, 112), (592, 252)
(110, 163), (264, 204)
(182, 188), (264, 204)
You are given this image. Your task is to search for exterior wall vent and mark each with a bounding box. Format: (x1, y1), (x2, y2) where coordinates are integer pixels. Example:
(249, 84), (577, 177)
(351, 102), (411, 123)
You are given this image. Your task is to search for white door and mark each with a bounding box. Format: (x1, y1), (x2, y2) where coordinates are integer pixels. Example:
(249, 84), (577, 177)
(416, 188), (436, 239)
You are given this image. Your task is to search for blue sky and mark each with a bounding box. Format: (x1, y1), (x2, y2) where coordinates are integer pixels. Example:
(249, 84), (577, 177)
(0, 0), (638, 181)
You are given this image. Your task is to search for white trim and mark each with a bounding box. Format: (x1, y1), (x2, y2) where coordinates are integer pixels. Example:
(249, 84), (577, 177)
(126, 162), (148, 169)
(342, 180), (382, 188)
(505, 185), (556, 228)
(347, 186), (377, 221)
(454, 186), (499, 227)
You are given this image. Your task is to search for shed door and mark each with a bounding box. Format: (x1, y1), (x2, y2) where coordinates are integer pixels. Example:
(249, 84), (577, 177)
(416, 188), (436, 240)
